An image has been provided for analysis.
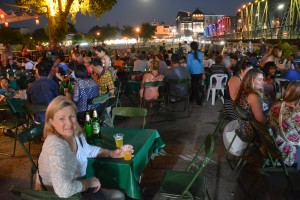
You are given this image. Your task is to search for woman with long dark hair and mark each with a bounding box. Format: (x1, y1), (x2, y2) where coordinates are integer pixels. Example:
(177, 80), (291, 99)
(187, 41), (205, 107)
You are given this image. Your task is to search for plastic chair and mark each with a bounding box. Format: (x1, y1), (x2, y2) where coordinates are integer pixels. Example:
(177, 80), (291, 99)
(0, 98), (28, 156)
(10, 185), (81, 200)
(23, 104), (48, 126)
(224, 105), (256, 176)
(111, 107), (147, 129)
(274, 78), (290, 99)
(140, 81), (166, 122)
(206, 74), (228, 105)
(166, 79), (191, 118)
(157, 134), (214, 199)
(17, 124), (44, 189)
(87, 93), (111, 126)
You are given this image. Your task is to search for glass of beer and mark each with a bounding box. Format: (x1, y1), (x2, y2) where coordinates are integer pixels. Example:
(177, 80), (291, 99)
(113, 133), (124, 148)
(122, 144), (133, 161)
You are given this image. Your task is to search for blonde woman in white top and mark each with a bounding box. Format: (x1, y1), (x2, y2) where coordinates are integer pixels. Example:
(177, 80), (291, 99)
(37, 96), (126, 199)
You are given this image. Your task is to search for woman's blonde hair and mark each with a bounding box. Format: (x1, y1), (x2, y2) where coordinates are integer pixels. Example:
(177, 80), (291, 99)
(150, 60), (159, 70)
(235, 68), (264, 104)
(284, 81), (300, 107)
(44, 96), (82, 139)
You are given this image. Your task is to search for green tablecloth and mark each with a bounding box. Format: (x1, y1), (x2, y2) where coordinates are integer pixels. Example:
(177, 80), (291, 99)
(9, 79), (18, 90)
(86, 127), (165, 199)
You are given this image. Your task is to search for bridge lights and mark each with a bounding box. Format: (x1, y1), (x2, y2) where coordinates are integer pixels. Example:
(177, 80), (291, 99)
(277, 4), (284, 10)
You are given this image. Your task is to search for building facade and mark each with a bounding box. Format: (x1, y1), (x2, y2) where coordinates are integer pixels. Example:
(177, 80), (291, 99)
(176, 8), (225, 40)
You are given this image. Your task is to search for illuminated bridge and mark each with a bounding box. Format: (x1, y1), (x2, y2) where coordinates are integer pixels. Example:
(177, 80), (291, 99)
(204, 0), (300, 41)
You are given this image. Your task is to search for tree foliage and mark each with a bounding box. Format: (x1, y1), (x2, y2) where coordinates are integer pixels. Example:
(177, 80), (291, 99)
(99, 24), (119, 41)
(140, 23), (156, 42)
(0, 27), (24, 44)
(15, 0), (117, 42)
(32, 28), (49, 42)
(67, 23), (77, 33)
(121, 25), (135, 38)
(72, 33), (85, 43)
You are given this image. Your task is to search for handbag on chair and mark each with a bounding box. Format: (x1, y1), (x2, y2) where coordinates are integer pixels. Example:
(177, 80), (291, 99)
(223, 120), (248, 156)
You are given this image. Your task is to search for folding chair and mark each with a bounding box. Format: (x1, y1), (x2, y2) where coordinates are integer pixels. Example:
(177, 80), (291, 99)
(224, 105), (256, 176)
(157, 134), (214, 199)
(0, 98), (28, 156)
(274, 78), (290, 99)
(166, 79), (191, 118)
(111, 107), (147, 129)
(140, 81), (166, 122)
(17, 124), (44, 189)
(125, 79), (142, 106)
(11, 185), (81, 200)
(250, 120), (300, 198)
(87, 93), (111, 126)
(23, 104), (48, 127)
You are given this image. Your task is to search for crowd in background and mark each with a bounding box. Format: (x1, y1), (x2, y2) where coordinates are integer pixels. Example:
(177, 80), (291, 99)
(0, 38), (300, 198)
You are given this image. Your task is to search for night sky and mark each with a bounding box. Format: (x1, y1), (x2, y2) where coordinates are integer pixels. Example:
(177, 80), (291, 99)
(1, 0), (250, 33)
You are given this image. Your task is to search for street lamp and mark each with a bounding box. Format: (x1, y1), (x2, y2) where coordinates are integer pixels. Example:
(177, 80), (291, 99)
(277, 4), (284, 10)
(95, 31), (100, 45)
(35, 17), (39, 25)
(136, 27), (140, 43)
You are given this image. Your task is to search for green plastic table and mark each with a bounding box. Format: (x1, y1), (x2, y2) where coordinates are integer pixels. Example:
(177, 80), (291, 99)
(86, 127), (165, 199)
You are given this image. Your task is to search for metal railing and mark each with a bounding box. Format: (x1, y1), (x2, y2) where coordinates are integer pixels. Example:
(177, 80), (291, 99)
(205, 25), (300, 40)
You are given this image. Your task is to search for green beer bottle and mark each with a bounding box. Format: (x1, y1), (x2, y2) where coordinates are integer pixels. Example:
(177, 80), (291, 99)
(92, 110), (101, 138)
(59, 82), (65, 95)
(85, 112), (93, 144)
(68, 80), (73, 93)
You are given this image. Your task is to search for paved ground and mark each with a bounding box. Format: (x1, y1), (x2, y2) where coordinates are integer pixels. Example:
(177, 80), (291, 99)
(0, 95), (285, 200)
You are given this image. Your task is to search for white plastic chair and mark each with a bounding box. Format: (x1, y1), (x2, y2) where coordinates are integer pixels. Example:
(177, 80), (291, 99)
(207, 74), (228, 105)
(274, 78), (289, 99)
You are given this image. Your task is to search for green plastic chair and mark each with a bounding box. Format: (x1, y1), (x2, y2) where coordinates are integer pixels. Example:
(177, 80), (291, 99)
(111, 107), (147, 129)
(113, 78), (123, 107)
(157, 134), (214, 199)
(166, 79), (191, 118)
(140, 81), (166, 119)
(90, 93), (110, 105)
(17, 124), (44, 189)
(224, 105), (256, 176)
(0, 98), (28, 156)
(23, 104), (48, 127)
(10, 186), (81, 200)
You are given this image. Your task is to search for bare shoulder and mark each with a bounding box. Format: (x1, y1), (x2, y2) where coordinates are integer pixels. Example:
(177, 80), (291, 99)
(247, 93), (261, 104)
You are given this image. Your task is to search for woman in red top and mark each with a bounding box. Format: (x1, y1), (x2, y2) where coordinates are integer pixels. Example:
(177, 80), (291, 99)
(21, 44), (28, 57)
(83, 57), (93, 77)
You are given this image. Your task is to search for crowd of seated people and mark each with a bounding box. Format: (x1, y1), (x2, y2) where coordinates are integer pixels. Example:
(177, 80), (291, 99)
(0, 40), (299, 167)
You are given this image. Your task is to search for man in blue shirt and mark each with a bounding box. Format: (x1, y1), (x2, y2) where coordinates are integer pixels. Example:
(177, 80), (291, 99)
(283, 53), (300, 81)
(27, 61), (59, 123)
